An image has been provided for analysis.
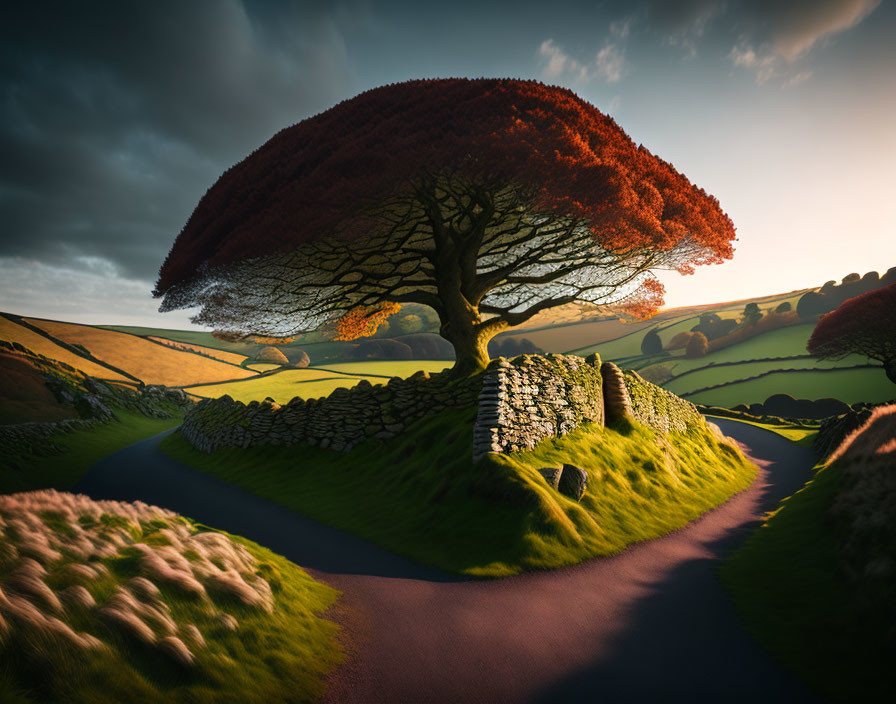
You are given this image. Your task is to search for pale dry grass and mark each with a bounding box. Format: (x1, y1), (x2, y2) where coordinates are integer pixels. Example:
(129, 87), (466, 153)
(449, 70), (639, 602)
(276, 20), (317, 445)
(826, 404), (896, 465)
(25, 318), (257, 387)
(0, 490), (276, 669)
(0, 317), (129, 381)
(147, 336), (248, 366)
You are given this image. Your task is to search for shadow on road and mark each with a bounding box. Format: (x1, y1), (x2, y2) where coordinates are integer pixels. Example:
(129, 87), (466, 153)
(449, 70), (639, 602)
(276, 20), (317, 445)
(536, 418), (821, 703)
(74, 429), (462, 583)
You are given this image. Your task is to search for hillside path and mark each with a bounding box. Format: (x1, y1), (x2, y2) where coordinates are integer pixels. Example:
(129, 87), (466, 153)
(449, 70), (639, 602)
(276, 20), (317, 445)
(74, 418), (821, 703)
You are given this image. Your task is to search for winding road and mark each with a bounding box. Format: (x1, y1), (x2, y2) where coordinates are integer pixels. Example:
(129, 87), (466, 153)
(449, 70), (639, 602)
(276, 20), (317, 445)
(74, 418), (820, 703)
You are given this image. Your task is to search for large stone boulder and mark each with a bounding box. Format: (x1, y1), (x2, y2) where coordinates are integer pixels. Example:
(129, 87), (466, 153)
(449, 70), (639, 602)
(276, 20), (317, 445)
(537, 466), (562, 489)
(558, 464), (588, 501)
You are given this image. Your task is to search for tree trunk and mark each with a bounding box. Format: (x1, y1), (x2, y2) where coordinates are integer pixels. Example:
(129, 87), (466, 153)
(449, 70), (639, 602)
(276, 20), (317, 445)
(444, 320), (493, 377)
(436, 273), (505, 378)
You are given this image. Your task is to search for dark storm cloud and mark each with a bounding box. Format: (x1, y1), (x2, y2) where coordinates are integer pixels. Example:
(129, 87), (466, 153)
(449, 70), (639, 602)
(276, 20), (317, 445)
(0, 0), (355, 280)
(0, 0), (883, 288)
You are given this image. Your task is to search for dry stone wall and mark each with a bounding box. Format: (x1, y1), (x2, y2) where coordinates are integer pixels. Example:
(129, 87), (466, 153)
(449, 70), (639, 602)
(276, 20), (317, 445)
(179, 353), (704, 458)
(179, 371), (480, 453)
(623, 369), (704, 433)
(472, 354), (604, 460)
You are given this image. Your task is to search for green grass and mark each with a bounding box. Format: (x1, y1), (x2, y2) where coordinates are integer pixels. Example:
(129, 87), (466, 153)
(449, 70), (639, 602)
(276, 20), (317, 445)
(1, 410), (183, 493)
(0, 523), (342, 703)
(185, 362), (454, 404)
(720, 460), (893, 702)
(704, 415), (818, 446)
(244, 363), (282, 372)
(677, 323), (818, 369)
(685, 367), (892, 407)
(160, 408), (756, 576)
(663, 356), (864, 397)
(185, 369), (381, 404)
(310, 360), (452, 378)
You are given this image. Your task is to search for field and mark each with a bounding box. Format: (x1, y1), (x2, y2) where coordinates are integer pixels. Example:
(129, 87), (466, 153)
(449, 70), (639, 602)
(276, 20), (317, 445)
(187, 361), (453, 403)
(0, 316), (130, 382)
(147, 336), (248, 365)
(576, 318), (892, 409)
(313, 360), (451, 378)
(26, 318), (257, 387)
(100, 325), (351, 364)
(685, 367), (892, 407)
(245, 363), (282, 372)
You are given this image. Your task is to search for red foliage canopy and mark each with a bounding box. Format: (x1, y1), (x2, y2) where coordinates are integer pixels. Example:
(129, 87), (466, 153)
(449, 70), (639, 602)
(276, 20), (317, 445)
(155, 78), (735, 296)
(808, 283), (896, 381)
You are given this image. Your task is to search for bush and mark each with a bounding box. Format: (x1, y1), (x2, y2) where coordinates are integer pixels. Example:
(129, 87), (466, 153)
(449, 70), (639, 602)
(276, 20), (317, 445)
(290, 350), (311, 368)
(797, 291), (830, 319)
(349, 339), (413, 360)
(690, 314), (736, 341)
(742, 302), (762, 327)
(487, 336), (544, 358)
(775, 301), (791, 314)
(640, 329), (662, 355)
(685, 332), (708, 358)
(255, 346), (289, 365)
(394, 333), (455, 359)
(708, 311), (799, 352)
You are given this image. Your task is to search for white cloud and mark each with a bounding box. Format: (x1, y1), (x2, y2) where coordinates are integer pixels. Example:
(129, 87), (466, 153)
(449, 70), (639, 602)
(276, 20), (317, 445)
(729, 42), (777, 85)
(538, 39), (581, 79)
(610, 18), (632, 39)
(538, 39), (627, 84)
(594, 44), (627, 83)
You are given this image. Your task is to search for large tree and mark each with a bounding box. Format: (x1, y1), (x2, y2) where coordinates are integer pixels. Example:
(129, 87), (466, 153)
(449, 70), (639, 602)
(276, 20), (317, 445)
(155, 79), (736, 375)
(807, 283), (896, 383)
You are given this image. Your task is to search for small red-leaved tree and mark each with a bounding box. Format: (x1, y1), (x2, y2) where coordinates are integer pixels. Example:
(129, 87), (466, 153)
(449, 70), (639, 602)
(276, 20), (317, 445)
(155, 79), (736, 375)
(808, 283), (896, 383)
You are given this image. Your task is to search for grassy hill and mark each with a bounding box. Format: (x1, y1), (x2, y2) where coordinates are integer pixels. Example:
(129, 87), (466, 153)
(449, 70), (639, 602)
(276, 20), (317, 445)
(20, 317), (257, 388)
(161, 407), (755, 577)
(0, 316), (131, 382)
(0, 491), (341, 703)
(4, 274), (892, 409)
(722, 405), (896, 702)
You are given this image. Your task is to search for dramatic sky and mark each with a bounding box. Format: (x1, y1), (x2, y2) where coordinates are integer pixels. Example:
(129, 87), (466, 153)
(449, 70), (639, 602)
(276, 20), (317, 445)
(1, 0), (894, 328)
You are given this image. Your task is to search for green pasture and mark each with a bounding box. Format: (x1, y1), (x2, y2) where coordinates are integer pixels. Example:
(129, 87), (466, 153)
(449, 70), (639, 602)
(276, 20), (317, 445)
(686, 367), (892, 407)
(185, 369), (379, 404)
(311, 360), (451, 378)
(184, 361), (451, 404)
(245, 363), (282, 372)
(662, 356), (863, 397)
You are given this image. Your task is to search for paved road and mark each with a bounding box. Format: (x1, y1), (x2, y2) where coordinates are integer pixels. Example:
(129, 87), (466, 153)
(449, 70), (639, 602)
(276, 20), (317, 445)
(74, 418), (820, 703)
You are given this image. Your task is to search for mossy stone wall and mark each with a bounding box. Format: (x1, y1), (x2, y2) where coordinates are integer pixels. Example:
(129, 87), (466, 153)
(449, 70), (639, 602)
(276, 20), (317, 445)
(179, 372), (480, 453)
(623, 370), (704, 434)
(473, 353), (604, 460)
